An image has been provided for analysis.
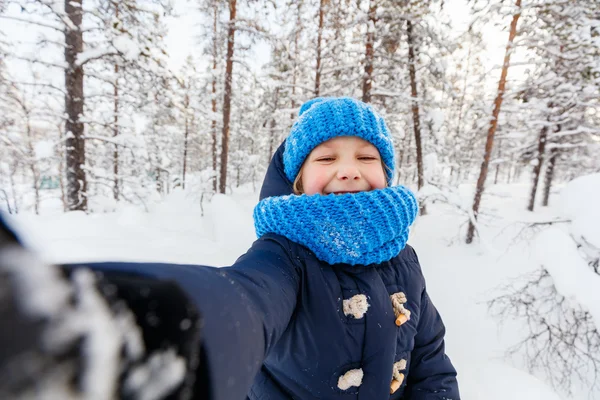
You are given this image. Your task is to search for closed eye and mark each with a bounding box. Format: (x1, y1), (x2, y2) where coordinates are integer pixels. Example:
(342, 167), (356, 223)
(316, 157), (336, 162)
(358, 156), (378, 161)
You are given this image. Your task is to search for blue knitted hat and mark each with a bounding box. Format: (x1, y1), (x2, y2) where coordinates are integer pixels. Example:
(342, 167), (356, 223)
(283, 97), (395, 184)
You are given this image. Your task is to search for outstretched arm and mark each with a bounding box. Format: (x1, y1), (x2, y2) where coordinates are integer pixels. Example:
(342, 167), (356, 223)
(0, 213), (300, 400)
(73, 234), (301, 400)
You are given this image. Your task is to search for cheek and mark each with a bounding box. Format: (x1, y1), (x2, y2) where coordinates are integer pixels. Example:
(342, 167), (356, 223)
(367, 166), (387, 189)
(301, 166), (330, 195)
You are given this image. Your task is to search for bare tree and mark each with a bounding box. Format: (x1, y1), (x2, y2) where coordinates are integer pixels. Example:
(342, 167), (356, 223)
(113, 61), (120, 201)
(466, 0), (522, 244)
(542, 147), (559, 207)
(527, 123), (549, 211)
(1, 84), (42, 214)
(361, 0), (376, 103)
(314, 0), (326, 96)
(291, 1), (303, 116)
(219, 0), (237, 194)
(489, 259), (600, 396)
(406, 19), (426, 215)
(210, 0), (221, 193)
(64, 0), (87, 211)
(11, 90), (41, 214)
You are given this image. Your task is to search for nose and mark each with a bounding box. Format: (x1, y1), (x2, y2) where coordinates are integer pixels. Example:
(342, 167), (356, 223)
(337, 162), (361, 181)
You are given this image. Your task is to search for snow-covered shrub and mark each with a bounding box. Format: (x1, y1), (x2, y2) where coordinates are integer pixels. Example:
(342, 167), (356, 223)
(489, 173), (600, 397)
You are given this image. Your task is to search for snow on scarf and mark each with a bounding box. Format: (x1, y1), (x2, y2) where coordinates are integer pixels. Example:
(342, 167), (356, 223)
(253, 186), (419, 266)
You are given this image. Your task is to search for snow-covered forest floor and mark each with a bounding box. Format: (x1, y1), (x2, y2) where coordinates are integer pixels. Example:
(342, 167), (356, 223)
(7, 178), (597, 400)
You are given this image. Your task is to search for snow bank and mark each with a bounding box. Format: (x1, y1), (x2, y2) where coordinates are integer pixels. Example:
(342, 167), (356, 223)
(558, 173), (600, 248)
(460, 361), (564, 400)
(535, 228), (600, 327)
(534, 173), (600, 328)
(7, 180), (585, 399)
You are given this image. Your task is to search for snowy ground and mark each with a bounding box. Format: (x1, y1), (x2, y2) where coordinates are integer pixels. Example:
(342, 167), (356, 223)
(5, 180), (597, 400)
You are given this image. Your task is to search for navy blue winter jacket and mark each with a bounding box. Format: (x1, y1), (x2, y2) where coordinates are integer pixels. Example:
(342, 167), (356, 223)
(6, 143), (459, 400)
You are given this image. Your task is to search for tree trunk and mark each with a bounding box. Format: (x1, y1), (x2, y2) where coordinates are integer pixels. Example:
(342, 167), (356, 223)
(466, 0), (521, 244)
(182, 93), (190, 190)
(542, 147), (558, 207)
(291, 3), (301, 120)
(269, 88), (279, 157)
(315, 0), (326, 96)
(527, 125), (548, 211)
(398, 132), (413, 185)
(454, 41), (472, 145)
(494, 164), (500, 185)
(9, 160), (19, 213)
(65, 0), (87, 211)
(332, 0), (344, 82)
(361, 0), (376, 103)
(211, 2), (219, 193)
(24, 117), (39, 215)
(57, 124), (67, 211)
(15, 96), (40, 214)
(396, 135), (407, 183)
(494, 140), (501, 185)
(219, 0), (236, 194)
(113, 62), (120, 201)
(407, 19), (426, 215)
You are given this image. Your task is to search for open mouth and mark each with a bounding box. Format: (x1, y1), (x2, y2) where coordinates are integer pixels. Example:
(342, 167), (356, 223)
(330, 191), (361, 195)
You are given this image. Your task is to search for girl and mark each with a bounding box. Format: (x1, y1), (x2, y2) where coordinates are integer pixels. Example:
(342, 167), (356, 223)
(0, 97), (459, 400)
(249, 97), (459, 399)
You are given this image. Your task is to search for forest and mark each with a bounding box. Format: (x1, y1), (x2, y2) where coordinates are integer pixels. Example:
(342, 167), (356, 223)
(1, 0), (599, 398)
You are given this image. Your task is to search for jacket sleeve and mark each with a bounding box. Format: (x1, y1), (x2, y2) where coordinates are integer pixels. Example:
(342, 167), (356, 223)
(75, 234), (301, 400)
(404, 251), (460, 400)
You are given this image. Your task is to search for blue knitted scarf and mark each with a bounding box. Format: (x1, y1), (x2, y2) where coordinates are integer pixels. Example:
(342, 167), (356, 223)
(253, 186), (419, 266)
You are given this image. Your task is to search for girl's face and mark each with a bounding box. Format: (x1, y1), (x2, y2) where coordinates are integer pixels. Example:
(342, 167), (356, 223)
(300, 136), (387, 195)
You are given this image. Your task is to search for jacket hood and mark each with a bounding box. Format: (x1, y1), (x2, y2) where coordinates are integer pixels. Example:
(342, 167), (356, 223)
(259, 141), (294, 201)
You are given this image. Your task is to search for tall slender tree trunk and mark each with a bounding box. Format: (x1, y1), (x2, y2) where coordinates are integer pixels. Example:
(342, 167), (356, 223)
(182, 93), (190, 190)
(9, 160), (19, 213)
(332, 0), (344, 82)
(269, 87), (280, 157)
(113, 62), (120, 201)
(407, 19), (426, 215)
(291, 3), (302, 120)
(527, 125), (549, 211)
(396, 134), (408, 184)
(466, 0), (521, 244)
(494, 164), (500, 185)
(14, 97), (40, 214)
(65, 0), (86, 211)
(219, 0), (236, 194)
(454, 42), (472, 142)
(315, 0), (326, 96)
(494, 140), (502, 185)
(24, 117), (39, 214)
(542, 147), (558, 207)
(361, 0), (376, 103)
(57, 124), (67, 211)
(211, 2), (219, 193)
(506, 154), (514, 184)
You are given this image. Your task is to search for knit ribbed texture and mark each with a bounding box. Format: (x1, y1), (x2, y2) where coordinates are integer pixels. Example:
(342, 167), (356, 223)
(284, 97), (395, 184)
(253, 186), (418, 266)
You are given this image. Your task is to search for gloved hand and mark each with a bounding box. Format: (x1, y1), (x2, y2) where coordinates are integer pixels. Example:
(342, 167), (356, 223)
(0, 215), (208, 400)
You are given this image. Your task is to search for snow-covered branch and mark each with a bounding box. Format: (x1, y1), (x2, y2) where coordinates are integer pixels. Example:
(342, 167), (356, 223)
(0, 15), (63, 32)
